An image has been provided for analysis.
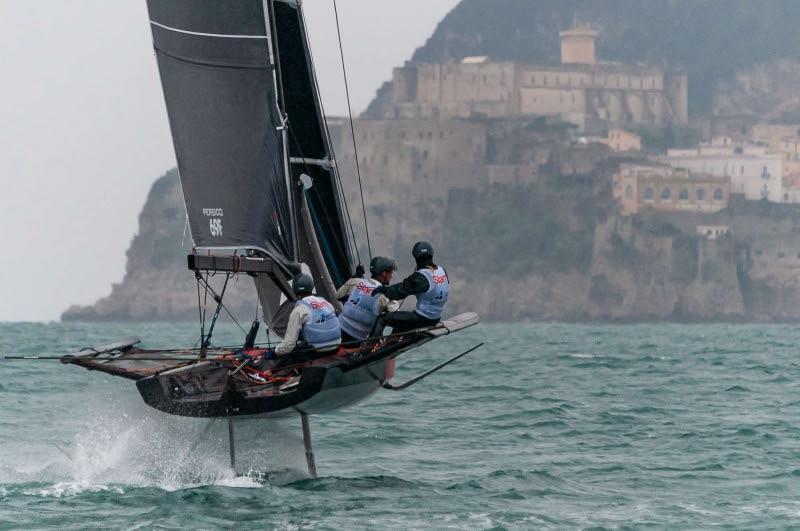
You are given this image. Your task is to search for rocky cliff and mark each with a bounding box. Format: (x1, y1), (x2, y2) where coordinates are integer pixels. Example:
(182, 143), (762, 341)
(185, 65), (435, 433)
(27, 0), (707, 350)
(63, 163), (800, 323)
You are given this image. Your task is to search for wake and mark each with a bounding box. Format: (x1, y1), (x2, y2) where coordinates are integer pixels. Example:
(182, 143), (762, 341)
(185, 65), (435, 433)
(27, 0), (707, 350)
(0, 398), (310, 496)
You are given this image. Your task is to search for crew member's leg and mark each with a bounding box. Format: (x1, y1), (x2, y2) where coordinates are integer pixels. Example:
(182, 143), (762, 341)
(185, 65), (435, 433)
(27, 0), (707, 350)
(384, 311), (439, 334)
(340, 330), (361, 346)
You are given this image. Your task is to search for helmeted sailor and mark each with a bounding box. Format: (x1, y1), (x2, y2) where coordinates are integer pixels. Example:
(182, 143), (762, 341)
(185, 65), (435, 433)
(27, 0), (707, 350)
(373, 241), (449, 334)
(335, 256), (400, 344)
(275, 273), (341, 356)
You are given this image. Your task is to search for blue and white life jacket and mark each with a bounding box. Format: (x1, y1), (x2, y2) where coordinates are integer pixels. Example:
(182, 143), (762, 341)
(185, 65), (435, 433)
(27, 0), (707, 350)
(339, 278), (383, 340)
(299, 296), (341, 349)
(415, 266), (449, 320)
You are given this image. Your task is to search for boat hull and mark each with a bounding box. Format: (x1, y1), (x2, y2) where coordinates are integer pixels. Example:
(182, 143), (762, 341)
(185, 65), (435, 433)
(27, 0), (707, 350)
(136, 358), (394, 419)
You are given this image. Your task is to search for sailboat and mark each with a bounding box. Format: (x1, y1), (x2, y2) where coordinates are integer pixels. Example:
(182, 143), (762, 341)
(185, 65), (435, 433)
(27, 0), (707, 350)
(61, 0), (479, 475)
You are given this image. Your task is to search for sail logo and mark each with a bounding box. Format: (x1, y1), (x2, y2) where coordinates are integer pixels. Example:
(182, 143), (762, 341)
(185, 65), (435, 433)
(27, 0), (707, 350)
(432, 274), (448, 285)
(209, 218), (223, 237)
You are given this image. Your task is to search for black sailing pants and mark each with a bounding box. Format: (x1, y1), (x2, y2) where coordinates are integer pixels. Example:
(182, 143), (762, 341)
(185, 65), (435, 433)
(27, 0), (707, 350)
(383, 311), (440, 334)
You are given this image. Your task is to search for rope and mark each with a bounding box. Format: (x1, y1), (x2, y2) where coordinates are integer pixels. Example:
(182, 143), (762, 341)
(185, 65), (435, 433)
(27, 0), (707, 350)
(333, 0), (372, 261)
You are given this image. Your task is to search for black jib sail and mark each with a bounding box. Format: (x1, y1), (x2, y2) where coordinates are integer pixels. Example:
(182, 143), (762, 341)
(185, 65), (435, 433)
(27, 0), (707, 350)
(147, 0), (355, 324)
(272, 0), (354, 288)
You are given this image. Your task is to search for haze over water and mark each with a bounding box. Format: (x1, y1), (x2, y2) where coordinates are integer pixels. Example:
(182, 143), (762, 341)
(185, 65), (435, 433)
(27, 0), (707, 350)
(2, 322), (799, 528)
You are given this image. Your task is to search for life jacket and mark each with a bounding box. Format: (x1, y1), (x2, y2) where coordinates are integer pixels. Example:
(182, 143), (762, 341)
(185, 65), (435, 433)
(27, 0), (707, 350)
(298, 296), (341, 349)
(415, 266), (449, 320)
(339, 278), (383, 340)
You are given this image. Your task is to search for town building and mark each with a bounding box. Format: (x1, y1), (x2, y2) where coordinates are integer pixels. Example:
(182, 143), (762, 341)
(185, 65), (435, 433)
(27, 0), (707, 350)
(613, 163), (730, 216)
(661, 137), (783, 202)
(587, 129), (641, 152)
(387, 25), (688, 131)
(696, 225), (731, 240)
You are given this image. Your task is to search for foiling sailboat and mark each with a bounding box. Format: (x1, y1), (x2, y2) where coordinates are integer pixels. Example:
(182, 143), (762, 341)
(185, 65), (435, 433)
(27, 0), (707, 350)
(58, 0), (479, 476)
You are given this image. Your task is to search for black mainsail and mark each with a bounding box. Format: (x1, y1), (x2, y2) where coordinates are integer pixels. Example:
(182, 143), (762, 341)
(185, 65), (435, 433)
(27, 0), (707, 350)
(146, 0), (354, 325)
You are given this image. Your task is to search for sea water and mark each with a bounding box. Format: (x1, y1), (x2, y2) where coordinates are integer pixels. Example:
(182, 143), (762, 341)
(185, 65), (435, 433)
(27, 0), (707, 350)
(1, 321), (800, 529)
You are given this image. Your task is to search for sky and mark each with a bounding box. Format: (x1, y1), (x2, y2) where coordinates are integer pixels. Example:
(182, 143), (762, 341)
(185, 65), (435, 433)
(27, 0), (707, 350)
(0, 0), (459, 322)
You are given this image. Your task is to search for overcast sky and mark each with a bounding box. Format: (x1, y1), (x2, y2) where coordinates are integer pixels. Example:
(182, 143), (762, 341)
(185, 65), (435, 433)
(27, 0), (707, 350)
(0, 0), (458, 322)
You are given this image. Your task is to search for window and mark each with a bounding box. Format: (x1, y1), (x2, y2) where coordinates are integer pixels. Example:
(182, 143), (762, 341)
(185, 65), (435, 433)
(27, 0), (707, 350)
(661, 187), (672, 200)
(679, 189), (689, 201)
(625, 185), (634, 199)
(714, 188), (724, 201)
(644, 187), (654, 200)
(696, 188), (706, 201)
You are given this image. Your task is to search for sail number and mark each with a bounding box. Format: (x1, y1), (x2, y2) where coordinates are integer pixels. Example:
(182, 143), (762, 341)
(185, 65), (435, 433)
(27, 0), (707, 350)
(209, 218), (223, 237)
(203, 208), (224, 237)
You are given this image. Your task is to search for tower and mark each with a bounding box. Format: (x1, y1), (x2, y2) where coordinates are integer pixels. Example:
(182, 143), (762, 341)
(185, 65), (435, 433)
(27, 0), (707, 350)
(559, 24), (598, 65)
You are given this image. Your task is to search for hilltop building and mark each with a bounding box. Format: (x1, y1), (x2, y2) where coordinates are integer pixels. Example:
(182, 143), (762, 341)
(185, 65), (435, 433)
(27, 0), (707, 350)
(387, 24), (688, 131)
(661, 137), (783, 202)
(613, 163), (730, 216)
(586, 128), (641, 152)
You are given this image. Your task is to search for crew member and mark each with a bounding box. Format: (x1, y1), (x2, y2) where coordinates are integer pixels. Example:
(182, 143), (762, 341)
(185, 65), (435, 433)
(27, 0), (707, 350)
(374, 241), (449, 333)
(336, 256), (400, 344)
(275, 273), (341, 356)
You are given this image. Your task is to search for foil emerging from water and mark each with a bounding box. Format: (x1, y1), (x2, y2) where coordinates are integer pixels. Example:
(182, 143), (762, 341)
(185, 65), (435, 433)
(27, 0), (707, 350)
(5, 394), (310, 496)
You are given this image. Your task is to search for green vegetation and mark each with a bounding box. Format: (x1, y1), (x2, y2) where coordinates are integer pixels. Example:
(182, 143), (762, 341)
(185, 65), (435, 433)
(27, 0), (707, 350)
(445, 181), (601, 276)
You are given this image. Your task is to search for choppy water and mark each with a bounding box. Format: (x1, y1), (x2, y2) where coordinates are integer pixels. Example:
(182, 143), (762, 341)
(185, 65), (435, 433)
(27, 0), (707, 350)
(2, 322), (800, 529)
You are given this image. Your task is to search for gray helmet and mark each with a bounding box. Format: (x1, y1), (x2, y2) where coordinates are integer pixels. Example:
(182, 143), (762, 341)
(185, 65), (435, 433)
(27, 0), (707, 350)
(412, 241), (434, 260)
(292, 273), (314, 296)
(370, 256), (397, 277)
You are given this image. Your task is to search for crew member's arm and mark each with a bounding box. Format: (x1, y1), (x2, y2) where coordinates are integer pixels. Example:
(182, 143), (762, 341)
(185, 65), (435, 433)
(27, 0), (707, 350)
(380, 272), (431, 301)
(378, 294), (400, 313)
(335, 278), (359, 300)
(275, 305), (310, 355)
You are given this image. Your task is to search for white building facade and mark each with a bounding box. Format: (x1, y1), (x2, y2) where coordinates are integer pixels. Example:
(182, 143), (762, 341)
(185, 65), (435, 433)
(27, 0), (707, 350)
(662, 141), (783, 202)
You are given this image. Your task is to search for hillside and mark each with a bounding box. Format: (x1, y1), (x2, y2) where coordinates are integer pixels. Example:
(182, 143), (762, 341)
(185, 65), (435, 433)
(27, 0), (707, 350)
(63, 1), (800, 323)
(367, 0), (800, 117)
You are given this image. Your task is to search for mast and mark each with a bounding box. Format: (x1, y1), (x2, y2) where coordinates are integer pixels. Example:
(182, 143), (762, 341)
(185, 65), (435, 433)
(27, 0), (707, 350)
(271, 0), (355, 290)
(147, 0), (355, 331)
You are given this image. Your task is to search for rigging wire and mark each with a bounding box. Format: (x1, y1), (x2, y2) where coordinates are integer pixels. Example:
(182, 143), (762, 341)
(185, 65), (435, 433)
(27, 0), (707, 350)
(332, 0), (372, 262)
(195, 273), (248, 336)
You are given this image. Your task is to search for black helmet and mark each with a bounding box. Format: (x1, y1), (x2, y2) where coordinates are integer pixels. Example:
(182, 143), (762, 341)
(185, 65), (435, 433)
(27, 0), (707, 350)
(370, 256), (397, 276)
(292, 273), (314, 296)
(412, 241), (434, 260)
